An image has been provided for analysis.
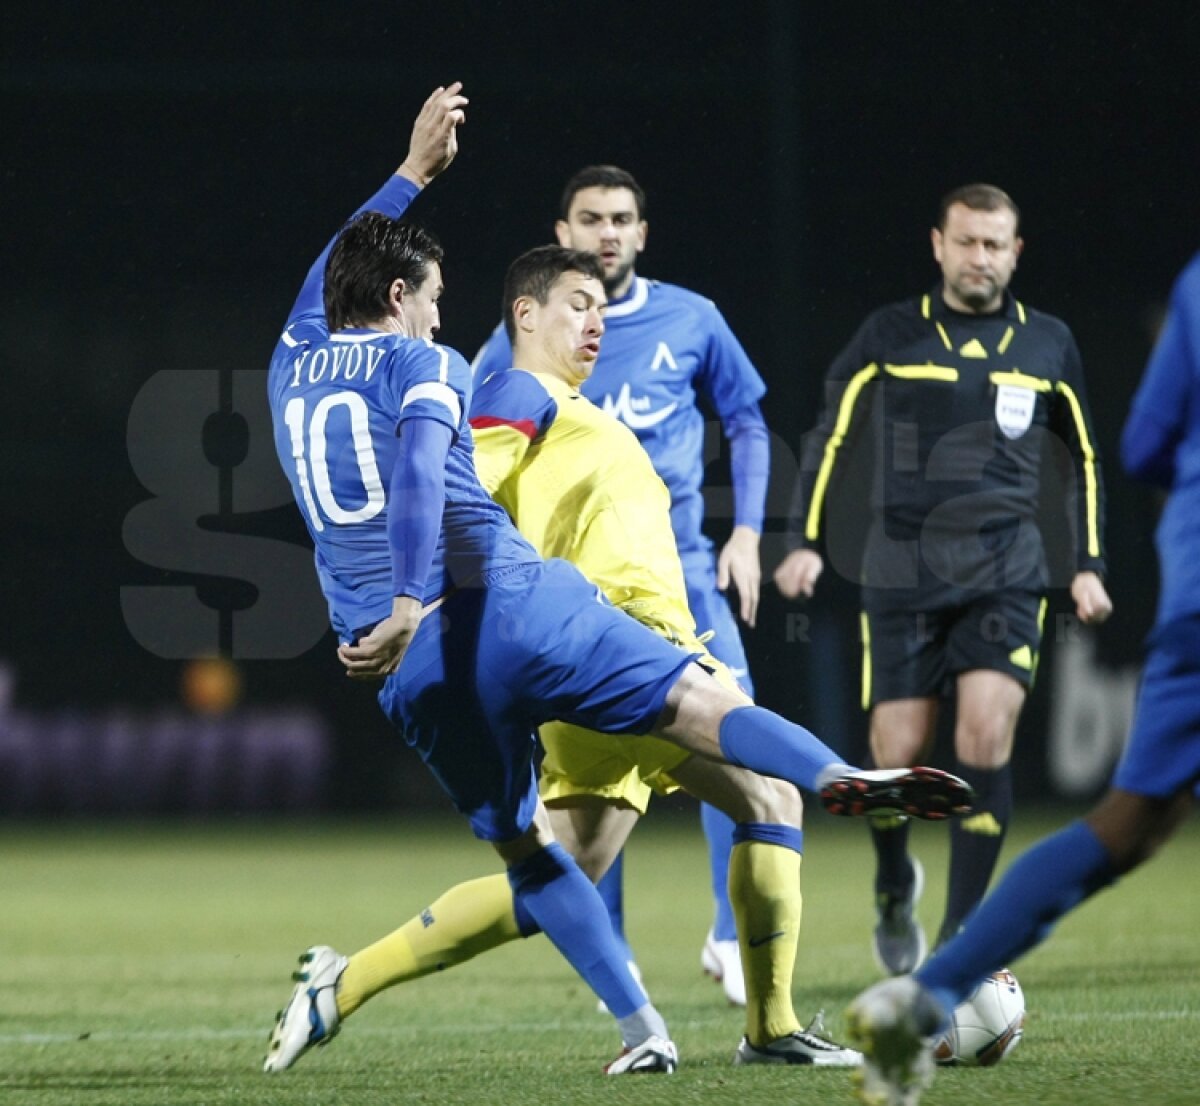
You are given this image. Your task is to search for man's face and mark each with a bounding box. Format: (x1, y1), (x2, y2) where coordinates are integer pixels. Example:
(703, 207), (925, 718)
(555, 187), (646, 297)
(398, 262), (444, 339)
(932, 204), (1023, 314)
(527, 270), (606, 386)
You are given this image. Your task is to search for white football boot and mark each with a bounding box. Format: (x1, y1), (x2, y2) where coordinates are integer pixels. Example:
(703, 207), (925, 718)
(845, 976), (944, 1106)
(263, 945), (348, 1073)
(734, 1010), (863, 1066)
(603, 1034), (679, 1074)
(701, 929), (747, 1006)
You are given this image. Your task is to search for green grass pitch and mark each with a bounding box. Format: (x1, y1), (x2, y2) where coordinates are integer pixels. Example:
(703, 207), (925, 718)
(3, 809), (1199, 1105)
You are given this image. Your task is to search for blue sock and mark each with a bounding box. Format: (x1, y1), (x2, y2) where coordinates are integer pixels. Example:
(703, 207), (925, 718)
(717, 705), (848, 794)
(507, 842), (647, 1019)
(596, 850), (636, 964)
(916, 820), (1116, 1019)
(701, 803), (737, 940)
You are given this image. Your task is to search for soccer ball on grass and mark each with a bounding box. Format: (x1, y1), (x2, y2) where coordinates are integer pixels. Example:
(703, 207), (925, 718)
(933, 968), (1025, 1067)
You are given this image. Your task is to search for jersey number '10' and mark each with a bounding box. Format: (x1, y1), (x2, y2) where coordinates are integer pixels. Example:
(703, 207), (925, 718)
(283, 392), (385, 532)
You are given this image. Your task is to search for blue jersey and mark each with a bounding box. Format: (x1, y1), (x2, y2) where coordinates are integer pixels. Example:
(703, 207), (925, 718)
(1121, 251), (1200, 628)
(268, 174), (537, 640)
(473, 277), (766, 556)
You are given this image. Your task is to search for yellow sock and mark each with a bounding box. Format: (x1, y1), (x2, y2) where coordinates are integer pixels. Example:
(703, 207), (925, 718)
(730, 840), (803, 1046)
(336, 873), (522, 1019)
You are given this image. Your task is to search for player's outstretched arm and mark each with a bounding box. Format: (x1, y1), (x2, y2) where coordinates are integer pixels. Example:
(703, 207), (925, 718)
(398, 82), (469, 187)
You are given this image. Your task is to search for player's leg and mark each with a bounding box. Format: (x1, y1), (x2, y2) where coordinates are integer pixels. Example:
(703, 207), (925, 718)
(669, 754), (860, 1066)
(846, 625), (1200, 1104)
(939, 669), (1024, 945)
(686, 567), (755, 1005)
(650, 664), (971, 820)
(860, 598), (950, 977)
(867, 697), (939, 976)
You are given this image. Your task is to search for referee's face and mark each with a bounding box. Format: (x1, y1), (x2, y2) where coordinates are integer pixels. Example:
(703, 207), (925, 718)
(932, 204), (1023, 314)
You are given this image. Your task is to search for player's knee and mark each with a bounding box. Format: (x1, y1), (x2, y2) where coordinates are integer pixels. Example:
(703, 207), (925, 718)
(735, 773), (802, 827)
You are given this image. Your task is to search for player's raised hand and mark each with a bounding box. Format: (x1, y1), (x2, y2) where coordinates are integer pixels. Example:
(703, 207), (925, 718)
(400, 82), (469, 187)
(717, 525), (761, 626)
(773, 548), (823, 599)
(337, 597), (424, 680)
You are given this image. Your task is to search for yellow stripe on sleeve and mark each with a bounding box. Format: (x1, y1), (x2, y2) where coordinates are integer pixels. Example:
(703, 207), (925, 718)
(1055, 381), (1101, 557)
(860, 611), (872, 711)
(806, 364), (879, 540)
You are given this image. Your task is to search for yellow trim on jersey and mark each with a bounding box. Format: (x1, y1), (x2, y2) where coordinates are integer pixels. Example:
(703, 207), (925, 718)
(1055, 381), (1102, 557)
(988, 369), (1053, 393)
(998, 326), (1015, 354)
(806, 364), (879, 540)
(860, 611), (872, 711)
(1031, 597), (1049, 686)
(934, 322), (953, 351)
(921, 294), (931, 318)
(1015, 300), (1027, 324)
(884, 364), (960, 382)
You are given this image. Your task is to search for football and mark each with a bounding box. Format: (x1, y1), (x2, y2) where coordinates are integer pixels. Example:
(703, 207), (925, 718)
(933, 969), (1025, 1067)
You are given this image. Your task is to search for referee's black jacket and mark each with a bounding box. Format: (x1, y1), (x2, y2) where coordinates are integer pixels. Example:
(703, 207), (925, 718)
(785, 287), (1106, 600)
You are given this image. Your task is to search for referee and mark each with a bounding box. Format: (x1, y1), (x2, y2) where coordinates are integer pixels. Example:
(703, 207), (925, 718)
(775, 183), (1113, 975)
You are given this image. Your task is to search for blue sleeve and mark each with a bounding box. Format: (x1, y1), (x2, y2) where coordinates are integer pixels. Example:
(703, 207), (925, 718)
(470, 322), (514, 383)
(390, 341), (471, 439)
(724, 402), (769, 531)
(695, 302), (767, 417)
(469, 370), (558, 440)
(1121, 262), (1199, 486)
(286, 173), (423, 329)
(389, 417), (453, 599)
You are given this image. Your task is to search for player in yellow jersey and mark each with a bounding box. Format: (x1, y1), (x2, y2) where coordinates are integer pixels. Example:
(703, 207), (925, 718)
(336, 247), (861, 1067)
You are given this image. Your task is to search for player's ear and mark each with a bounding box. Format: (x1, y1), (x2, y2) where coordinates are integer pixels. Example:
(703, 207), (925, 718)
(554, 220), (572, 248)
(1013, 236), (1024, 264)
(513, 294), (537, 334)
(930, 226), (944, 264)
(388, 278), (406, 309)
(635, 219), (648, 254)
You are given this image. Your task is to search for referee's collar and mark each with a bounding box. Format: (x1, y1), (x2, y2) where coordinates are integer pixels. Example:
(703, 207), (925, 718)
(922, 285), (1022, 323)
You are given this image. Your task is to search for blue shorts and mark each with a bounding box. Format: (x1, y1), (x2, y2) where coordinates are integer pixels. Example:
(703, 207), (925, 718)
(378, 559), (697, 842)
(1112, 617), (1200, 799)
(681, 550), (753, 697)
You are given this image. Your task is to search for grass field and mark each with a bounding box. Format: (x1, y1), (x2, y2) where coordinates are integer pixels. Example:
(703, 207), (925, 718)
(3, 809), (1199, 1106)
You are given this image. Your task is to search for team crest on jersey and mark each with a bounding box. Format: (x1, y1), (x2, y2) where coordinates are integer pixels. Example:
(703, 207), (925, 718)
(994, 384), (1036, 439)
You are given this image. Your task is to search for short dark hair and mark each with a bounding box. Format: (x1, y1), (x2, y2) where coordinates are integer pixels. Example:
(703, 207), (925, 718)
(502, 245), (605, 343)
(559, 165), (647, 221)
(937, 183), (1020, 233)
(323, 212), (444, 331)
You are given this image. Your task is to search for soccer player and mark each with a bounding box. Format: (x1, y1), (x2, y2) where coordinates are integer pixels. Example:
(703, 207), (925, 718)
(318, 243), (860, 1068)
(775, 184), (1113, 975)
(262, 84), (970, 1077)
(844, 250), (1200, 1106)
(473, 166), (769, 1004)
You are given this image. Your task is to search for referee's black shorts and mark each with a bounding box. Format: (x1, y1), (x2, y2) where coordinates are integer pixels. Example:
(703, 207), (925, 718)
(859, 587), (1048, 709)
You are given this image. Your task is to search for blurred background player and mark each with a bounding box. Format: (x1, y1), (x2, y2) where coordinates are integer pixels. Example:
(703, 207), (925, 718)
(846, 248), (1200, 1106)
(473, 166), (769, 1003)
(263, 84), (971, 1078)
(775, 184), (1113, 974)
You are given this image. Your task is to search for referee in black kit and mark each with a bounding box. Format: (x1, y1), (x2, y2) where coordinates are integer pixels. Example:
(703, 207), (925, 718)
(775, 183), (1113, 976)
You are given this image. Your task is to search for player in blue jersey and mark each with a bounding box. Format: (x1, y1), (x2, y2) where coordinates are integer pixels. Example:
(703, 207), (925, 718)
(261, 84), (971, 1078)
(473, 165), (769, 1004)
(844, 251), (1200, 1106)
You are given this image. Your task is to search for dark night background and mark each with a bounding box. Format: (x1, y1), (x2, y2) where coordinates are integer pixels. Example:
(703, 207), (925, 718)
(3, 2), (1197, 812)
